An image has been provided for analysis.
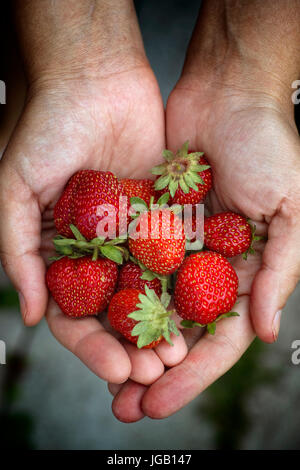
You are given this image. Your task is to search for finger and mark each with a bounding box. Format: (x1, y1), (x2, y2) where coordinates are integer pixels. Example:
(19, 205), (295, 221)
(108, 332), (189, 418)
(251, 202), (300, 343)
(141, 296), (255, 419)
(120, 341), (165, 385)
(46, 298), (131, 384)
(108, 383), (123, 397)
(0, 170), (48, 326)
(154, 331), (188, 367)
(112, 380), (147, 423)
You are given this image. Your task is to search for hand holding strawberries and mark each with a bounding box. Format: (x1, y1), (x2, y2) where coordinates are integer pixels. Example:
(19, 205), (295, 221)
(0, 0), (189, 386)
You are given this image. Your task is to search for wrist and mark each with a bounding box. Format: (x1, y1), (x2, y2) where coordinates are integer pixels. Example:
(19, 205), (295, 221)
(182, 0), (300, 110)
(14, 0), (147, 86)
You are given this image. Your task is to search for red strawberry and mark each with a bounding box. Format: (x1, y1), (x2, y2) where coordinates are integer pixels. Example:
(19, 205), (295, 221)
(108, 287), (179, 348)
(152, 141), (212, 205)
(46, 256), (118, 317)
(54, 170), (127, 240)
(204, 212), (258, 259)
(120, 178), (155, 206)
(54, 171), (83, 238)
(128, 208), (185, 275)
(117, 261), (162, 297)
(174, 251), (238, 334)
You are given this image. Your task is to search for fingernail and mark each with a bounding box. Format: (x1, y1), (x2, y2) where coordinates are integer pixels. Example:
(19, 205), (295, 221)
(272, 310), (282, 341)
(18, 292), (27, 322)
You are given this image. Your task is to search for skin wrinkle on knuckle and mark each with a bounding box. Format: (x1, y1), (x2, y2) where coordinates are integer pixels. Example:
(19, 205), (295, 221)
(260, 256), (300, 286)
(277, 196), (300, 226)
(179, 357), (206, 390)
(265, 202), (300, 275)
(0, 248), (40, 263)
(70, 327), (101, 356)
(206, 330), (242, 359)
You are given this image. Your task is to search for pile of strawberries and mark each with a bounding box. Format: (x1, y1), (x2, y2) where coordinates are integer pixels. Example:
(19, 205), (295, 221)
(46, 142), (260, 348)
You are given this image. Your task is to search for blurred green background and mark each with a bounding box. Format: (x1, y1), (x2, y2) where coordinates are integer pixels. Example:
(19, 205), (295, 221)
(1, 0), (300, 450)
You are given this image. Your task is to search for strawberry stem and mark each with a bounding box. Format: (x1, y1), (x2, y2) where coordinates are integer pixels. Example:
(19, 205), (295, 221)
(161, 277), (168, 294)
(181, 311), (239, 334)
(243, 220), (267, 260)
(51, 225), (128, 264)
(92, 246), (98, 261)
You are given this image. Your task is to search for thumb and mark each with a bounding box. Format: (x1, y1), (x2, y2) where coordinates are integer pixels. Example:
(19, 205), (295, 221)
(0, 177), (48, 326)
(251, 198), (300, 343)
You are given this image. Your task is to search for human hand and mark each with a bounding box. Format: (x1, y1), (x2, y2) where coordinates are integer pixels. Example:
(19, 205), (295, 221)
(109, 0), (300, 421)
(0, 0), (187, 387)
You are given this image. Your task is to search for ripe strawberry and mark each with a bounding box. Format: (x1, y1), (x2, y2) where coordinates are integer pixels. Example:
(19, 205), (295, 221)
(128, 208), (185, 275)
(119, 178), (155, 206)
(108, 287), (179, 348)
(54, 170), (127, 240)
(54, 171), (83, 238)
(174, 251), (238, 334)
(117, 261), (162, 297)
(204, 212), (259, 259)
(152, 141), (212, 205)
(46, 256), (118, 317)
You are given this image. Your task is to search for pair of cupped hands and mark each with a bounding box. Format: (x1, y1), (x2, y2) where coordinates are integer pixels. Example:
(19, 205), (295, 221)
(0, 51), (300, 422)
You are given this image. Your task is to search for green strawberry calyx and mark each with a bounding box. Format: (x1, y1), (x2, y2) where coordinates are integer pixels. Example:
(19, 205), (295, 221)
(181, 311), (240, 335)
(128, 285), (179, 348)
(129, 192), (182, 220)
(128, 193), (183, 253)
(242, 220), (266, 260)
(151, 141), (210, 198)
(129, 256), (170, 293)
(50, 224), (129, 265)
